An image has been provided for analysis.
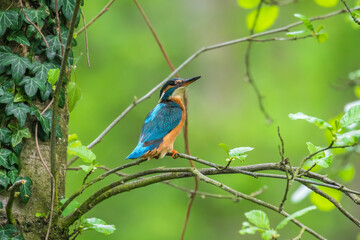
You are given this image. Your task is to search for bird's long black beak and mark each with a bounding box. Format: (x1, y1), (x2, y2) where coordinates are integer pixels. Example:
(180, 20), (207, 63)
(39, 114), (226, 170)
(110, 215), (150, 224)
(180, 76), (201, 86)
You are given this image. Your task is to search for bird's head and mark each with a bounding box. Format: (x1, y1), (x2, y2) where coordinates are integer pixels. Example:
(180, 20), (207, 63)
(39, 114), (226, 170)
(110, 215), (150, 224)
(159, 76), (201, 102)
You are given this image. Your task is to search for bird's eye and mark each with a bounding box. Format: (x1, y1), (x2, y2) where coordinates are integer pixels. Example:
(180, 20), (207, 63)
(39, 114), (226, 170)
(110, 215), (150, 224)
(175, 80), (183, 84)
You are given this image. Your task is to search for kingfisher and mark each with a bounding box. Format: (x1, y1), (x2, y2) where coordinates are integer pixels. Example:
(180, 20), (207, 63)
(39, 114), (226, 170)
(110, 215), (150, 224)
(126, 76), (201, 160)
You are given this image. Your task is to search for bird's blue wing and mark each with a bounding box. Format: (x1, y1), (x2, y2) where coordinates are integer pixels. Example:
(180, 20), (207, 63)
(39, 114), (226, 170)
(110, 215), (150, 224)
(126, 101), (183, 159)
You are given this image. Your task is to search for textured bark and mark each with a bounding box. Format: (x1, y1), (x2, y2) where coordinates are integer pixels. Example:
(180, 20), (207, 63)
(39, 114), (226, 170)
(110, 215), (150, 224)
(0, 1), (70, 239)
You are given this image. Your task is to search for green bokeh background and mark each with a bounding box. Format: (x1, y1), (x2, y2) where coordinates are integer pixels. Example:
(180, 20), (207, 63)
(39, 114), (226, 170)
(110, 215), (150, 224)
(67, 1), (360, 239)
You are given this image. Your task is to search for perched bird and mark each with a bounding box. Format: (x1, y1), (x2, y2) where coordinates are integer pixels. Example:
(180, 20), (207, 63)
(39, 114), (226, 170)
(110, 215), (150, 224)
(126, 76), (201, 160)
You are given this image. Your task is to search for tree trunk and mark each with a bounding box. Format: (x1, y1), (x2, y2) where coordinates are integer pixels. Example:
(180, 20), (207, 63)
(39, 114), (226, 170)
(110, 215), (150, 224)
(0, 0), (70, 239)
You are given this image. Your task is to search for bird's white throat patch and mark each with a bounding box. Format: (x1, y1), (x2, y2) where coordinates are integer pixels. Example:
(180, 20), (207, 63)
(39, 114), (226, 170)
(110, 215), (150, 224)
(172, 86), (186, 97)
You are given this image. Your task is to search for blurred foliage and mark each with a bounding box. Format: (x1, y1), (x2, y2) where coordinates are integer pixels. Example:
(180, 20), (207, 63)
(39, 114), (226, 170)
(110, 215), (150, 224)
(67, 0), (360, 239)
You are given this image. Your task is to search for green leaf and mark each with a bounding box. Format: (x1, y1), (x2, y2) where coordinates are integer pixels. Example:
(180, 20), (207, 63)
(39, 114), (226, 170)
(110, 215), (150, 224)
(60, 0), (81, 22)
(7, 169), (18, 185)
(239, 222), (260, 235)
(310, 187), (341, 211)
(23, 6), (49, 28)
(0, 149), (12, 169)
(244, 210), (270, 229)
(79, 165), (94, 173)
(289, 112), (332, 130)
(229, 147), (254, 157)
(286, 30), (306, 38)
(0, 128), (11, 144)
(338, 163), (355, 182)
(2, 54), (32, 80)
(237, 0), (260, 9)
(5, 103), (30, 127)
(276, 206), (316, 230)
(246, 6), (279, 32)
(68, 146), (96, 164)
(261, 230), (279, 240)
(0, 10), (19, 37)
(0, 91), (14, 104)
(0, 201), (2, 209)
(47, 68), (60, 86)
(314, 0), (338, 7)
(294, 13), (314, 31)
(0, 224), (19, 239)
(315, 26), (328, 43)
(219, 143), (229, 154)
(35, 212), (47, 218)
(306, 142), (332, 168)
(0, 170), (10, 190)
(340, 104), (360, 128)
(14, 92), (26, 103)
(6, 31), (30, 46)
(11, 127), (31, 147)
(67, 82), (82, 112)
(31, 62), (57, 85)
(60, 198), (80, 217)
(30, 107), (51, 135)
(18, 176), (32, 204)
(9, 153), (19, 166)
(81, 218), (116, 236)
(336, 130), (360, 145)
(19, 76), (44, 97)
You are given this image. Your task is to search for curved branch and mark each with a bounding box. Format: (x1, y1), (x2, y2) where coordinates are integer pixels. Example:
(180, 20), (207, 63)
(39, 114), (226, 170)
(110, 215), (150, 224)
(66, 6), (360, 167)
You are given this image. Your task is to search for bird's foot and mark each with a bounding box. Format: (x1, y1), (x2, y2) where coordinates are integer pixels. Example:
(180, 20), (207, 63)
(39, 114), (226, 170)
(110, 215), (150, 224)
(171, 150), (179, 159)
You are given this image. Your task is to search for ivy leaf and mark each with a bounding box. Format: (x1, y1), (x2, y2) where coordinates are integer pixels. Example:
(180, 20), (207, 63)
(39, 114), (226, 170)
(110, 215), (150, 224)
(0, 149), (12, 170)
(11, 127), (31, 147)
(43, 35), (62, 60)
(81, 218), (116, 236)
(6, 31), (30, 46)
(0, 128), (11, 144)
(19, 76), (43, 97)
(7, 169), (18, 185)
(276, 206), (316, 230)
(244, 210), (270, 229)
(0, 10), (19, 37)
(340, 104), (360, 128)
(47, 68), (60, 86)
(60, 0), (81, 23)
(289, 112), (332, 130)
(23, 6), (49, 28)
(314, 0), (338, 7)
(60, 198), (80, 217)
(30, 107), (51, 135)
(0, 91), (14, 104)
(0, 170), (10, 191)
(294, 13), (314, 31)
(67, 82), (82, 112)
(9, 153), (19, 166)
(31, 62), (57, 84)
(5, 103), (30, 127)
(0, 224), (19, 239)
(68, 146), (96, 164)
(2, 54), (32, 81)
(17, 176), (32, 204)
(246, 6), (279, 32)
(14, 91), (27, 103)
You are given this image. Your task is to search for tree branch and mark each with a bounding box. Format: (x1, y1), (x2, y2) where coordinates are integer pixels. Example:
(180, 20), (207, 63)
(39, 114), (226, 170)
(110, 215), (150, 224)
(6, 180), (24, 226)
(341, 0), (360, 25)
(76, 0), (115, 35)
(66, 6), (360, 168)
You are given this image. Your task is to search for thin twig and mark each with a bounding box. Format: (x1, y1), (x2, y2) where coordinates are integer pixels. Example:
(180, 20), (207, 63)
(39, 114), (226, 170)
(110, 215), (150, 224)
(6, 180), (24, 226)
(304, 183), (360, 227)
(54, 0), (63, 56)
(19, 0), (49, 47)
(80, 11), (90, 67)
(277, 127), (290, 211)
(292, 227), (306, 240)
(66, 6), (360, 168)
(244, 0), (273, 123)
(76, 0), (115, 35)
(341, 0), (360, 25)
(189, 169), (325, 239)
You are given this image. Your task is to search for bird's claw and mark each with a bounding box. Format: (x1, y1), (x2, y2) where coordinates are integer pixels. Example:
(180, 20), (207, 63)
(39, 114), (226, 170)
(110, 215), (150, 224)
(172, 150), (179, 159)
